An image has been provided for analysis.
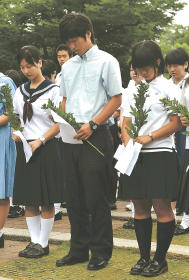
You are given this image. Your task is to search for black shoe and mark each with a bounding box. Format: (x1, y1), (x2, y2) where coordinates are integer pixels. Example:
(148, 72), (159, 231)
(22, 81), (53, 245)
(56, 254), (89, 267)
(141, 260), (168, 277)
(54, 211), (63, 221)
(109, 203), (117, 210)
(8, 206), (25, 218)
(123, 218), (135, 229)
(130, 258), (151, 275)
(18, 242), (35, 257)
(0, 234), (4, 248)
(174, 224), (189, 235)
(87, 256), (108, 270)
(24, 243), (49, 258)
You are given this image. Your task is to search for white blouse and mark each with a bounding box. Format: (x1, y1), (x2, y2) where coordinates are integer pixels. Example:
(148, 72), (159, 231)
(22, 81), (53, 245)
(181, 81), (189, 149)
(13, 85), (60, 140)
(122, 75), (181, 152)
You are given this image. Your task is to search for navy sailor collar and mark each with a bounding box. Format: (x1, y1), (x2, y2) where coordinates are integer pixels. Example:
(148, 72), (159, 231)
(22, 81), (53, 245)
(20, 78), (58, 98)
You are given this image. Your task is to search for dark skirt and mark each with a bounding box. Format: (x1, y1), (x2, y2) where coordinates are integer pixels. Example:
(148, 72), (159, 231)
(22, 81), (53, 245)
(13, 138), (65, 206)
(177, 150), (189, 212)
(120, 151), (179, 200)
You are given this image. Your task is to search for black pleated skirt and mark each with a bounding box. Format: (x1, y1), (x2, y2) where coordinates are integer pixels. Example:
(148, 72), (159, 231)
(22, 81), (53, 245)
(120, 151), (180, 200)
(13, 138), (65, 206)
(177, 150), (189, 212)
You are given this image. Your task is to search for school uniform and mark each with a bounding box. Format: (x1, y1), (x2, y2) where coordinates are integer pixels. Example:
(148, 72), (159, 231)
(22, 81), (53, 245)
(121, 75), (180, 200)
(13, 79), (64, 206)
(168, 74), (189, 165)
(59, 45), (122, 260)
(177, 81), (189, 212)
(0, 73), (16, 199)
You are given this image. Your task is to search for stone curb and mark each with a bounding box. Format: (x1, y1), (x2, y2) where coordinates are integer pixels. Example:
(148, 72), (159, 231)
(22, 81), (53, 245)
(4, 227), (189, 256)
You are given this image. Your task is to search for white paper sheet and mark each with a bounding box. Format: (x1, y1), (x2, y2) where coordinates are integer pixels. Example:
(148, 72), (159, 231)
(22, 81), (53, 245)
(13, 131), (32, 163)
(114, 139), (142, 176)
(114, 144), (125, 160)
(51, 110), (83, 144)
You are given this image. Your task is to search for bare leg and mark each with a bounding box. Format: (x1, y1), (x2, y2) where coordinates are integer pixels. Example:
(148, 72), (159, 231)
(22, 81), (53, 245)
(0, 198), (10, 230)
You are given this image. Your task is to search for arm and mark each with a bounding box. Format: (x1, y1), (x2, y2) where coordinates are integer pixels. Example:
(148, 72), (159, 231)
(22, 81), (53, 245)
(121, 117), (132, 146)
(29, 123), (60, 153)
(135, 115), (181, 145)
(61, 96), (67, 112)
(0, 114), (9, 126)
(74, 94), (121, 140)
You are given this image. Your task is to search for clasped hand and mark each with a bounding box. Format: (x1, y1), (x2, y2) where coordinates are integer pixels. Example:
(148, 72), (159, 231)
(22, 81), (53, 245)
(74, 123), (93, 140)
(134, 135), (152, 145)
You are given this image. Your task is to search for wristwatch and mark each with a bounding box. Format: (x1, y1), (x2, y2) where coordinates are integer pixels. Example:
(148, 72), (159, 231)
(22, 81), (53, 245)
(148, 132), (154, 141)
(39, 135), (46, 145)
(89, 121), (99, 131)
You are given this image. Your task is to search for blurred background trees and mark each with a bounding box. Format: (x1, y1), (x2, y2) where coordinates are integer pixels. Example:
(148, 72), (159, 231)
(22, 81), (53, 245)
(0, 0), (186, 85)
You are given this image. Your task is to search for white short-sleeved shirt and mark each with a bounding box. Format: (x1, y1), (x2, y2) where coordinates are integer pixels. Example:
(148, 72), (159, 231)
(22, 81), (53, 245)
(60, 45), (122, 123)
(13, 84), (60, 140)
(55, 72), (62, 86)
(180, 81), (189, 149)
(122, 75), (181, 152)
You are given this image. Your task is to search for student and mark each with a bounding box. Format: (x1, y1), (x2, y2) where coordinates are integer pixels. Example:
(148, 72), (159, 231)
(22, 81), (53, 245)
(56, 13), (122, 270)
(55, 44), (73, 85)
(177, 77), (189, 226)
(121, 40), (181, 277)
(12, 45), (64, 258)
(119, 62), (143, 230)
(0, 73), (16, 248)
(42, 59), (57, 84)
(165, 48), (189, 235)
(42, 59), (65, 221)
(5, 69), (25, 219)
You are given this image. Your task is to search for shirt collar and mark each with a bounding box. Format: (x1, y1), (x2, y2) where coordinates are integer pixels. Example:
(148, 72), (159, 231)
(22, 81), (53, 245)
(80, 45), (98, 61)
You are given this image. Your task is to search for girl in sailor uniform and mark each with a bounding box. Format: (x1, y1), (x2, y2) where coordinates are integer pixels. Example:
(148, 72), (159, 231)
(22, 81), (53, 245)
(177, 77), (189, 221)
(12, 45), (64, 258)
(121, 40), (181, 277)
(0, 73), (16, 249)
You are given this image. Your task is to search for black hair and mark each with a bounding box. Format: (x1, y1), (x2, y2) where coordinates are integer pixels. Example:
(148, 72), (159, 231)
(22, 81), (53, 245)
(5, 69), (23, 87)
(165, 47), (189, 66)
(132, 40), (165, 74)
(42, 59), (57, 79)
(17, 45), (41, 65)
(59, 13), (95, 44)
(56, 44), (73, 57)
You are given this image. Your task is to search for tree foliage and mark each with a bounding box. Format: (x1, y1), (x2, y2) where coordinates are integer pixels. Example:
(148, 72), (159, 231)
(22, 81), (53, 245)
(0, 0), (185, 85)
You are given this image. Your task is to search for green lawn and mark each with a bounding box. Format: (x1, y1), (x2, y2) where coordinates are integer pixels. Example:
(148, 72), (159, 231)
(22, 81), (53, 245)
(113, 223), (189, 246)
(0, 242), (189, 280)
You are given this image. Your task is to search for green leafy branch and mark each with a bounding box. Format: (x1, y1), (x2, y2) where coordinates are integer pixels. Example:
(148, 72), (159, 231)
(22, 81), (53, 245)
(126, 82), (150, 138)
(42, 100), (104, 157)
(161, 97), (189, 136)
(0, 84), (23, 131)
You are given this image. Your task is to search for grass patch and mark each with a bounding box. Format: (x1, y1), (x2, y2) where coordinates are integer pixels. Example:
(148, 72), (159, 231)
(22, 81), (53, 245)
(0, 242), (189, 279)
(113, 223), (189, 246)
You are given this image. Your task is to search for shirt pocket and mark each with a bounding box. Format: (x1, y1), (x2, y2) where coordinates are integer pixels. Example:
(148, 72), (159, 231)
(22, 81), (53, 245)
(84, 69), (100, 95)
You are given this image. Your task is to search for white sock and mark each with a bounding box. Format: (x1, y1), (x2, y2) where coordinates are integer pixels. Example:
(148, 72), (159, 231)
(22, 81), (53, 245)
(131, 202), (135, 218)
(39, 217), (54, 248)
(9, 198), (13, 207)
(0, 229), (3, 238)
(173, 208), (177, 223)
(54, 203), (61, 215)
(181, 213), (189, 229)
(26, 215), (41, 244)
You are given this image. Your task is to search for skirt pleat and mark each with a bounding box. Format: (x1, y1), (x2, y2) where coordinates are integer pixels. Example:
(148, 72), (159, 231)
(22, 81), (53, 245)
(13, 138), (64, 206)
(177, 150), (189, 212)
(120, 151), (179, 200)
